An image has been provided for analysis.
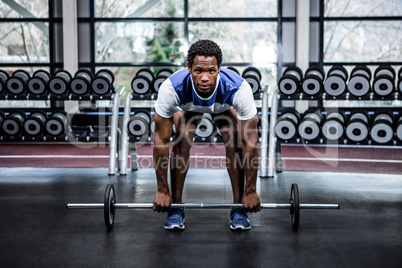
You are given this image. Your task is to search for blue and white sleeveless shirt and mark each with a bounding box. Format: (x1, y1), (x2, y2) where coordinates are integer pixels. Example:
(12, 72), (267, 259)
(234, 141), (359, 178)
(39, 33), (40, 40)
(155, 68), (257, 120)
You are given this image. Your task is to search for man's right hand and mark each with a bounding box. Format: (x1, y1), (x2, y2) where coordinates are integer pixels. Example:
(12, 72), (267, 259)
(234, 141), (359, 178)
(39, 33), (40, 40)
(152, 191), (173, 212)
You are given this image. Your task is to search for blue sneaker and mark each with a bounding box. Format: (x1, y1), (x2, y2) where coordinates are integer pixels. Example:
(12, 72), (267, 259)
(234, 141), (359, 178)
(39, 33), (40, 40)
(230, 206), (251, 231)
(164, 207), (185, 230)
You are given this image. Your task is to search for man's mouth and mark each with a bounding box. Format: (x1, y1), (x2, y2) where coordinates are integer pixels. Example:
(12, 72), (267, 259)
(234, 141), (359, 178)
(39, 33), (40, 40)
(198, 84), (211, 91)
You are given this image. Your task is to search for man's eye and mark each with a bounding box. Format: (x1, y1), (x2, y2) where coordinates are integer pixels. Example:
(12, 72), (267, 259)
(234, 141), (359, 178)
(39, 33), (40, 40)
(195, 70), (202, 74)
(209, 70), (215, 74)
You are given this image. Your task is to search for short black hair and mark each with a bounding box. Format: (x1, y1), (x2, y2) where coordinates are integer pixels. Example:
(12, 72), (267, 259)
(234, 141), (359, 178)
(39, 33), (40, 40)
(187, 39), (223, 67)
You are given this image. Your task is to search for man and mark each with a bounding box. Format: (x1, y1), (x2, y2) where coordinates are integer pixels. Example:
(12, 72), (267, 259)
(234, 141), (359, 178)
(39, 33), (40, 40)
(152, 39), (261, 231)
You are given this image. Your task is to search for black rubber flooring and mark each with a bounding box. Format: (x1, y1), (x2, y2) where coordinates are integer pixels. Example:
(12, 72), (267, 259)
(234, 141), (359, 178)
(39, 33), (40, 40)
(0, 167), (401, 267)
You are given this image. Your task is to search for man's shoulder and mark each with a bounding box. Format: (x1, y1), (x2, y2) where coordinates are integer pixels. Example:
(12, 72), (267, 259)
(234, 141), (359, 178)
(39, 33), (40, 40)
(219, 68), (245, 88)
(169, 69), (190, 88)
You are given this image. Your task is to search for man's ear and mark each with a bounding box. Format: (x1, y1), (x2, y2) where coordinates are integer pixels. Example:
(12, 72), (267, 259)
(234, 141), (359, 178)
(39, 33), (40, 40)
(218, 64), (221, 73)
(187, 62), (191, 73)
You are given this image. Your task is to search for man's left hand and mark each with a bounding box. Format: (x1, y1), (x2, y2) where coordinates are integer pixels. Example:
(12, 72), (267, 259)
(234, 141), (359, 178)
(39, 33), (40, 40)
(241, 191), (262, 213)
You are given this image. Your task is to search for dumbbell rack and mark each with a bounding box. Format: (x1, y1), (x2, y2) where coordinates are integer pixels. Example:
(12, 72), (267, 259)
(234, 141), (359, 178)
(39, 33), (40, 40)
(266, 86), (402, 178)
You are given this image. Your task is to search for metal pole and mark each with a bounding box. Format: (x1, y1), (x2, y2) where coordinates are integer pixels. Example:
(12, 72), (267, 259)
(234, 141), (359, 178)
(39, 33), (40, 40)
(108, 86), (125, 175)
(268, 88), (279, 177)
(67, 203), (339, 209)
(259, 85), (269, 178)
(119, 91), (132, 175)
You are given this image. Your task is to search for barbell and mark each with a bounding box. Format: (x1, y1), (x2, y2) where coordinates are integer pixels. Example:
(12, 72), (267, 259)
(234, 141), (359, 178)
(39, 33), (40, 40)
(66, 183), (340, 231)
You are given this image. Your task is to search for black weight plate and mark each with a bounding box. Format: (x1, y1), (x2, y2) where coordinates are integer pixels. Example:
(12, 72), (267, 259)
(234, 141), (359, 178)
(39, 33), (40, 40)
(70, 78), (89, 95)
(283, 66), (303, 82)
(243, 75), (261, 94)
(279, 74), (300, 95)
(302, 74), (323, 96)
(305, 66), (325, 81)
(322, 118), (344, 140)
(275, 119), (297, 140)
(7, 77), (25, 95)
(374, 65), (395, 80)
(298, 119), (320, 141)
(156, 68), (173, 78)
(242, 67), (262, 81)
(290, 183), (300, 231)
(346, 119), (369, 143)
(328, 65), (348, 81)
(370, 120), (394, 144)
(137, 68), (154, 82)
(28, 77), (47, 95)
(324, 74), (346, 96)
(131, 75), (151, 95)
(373, 75), (394, 97)
(396, 120), (402, 142)
(49, 77), (68, 95)
(351, 65), (371, 80)
(104, 184), (116, 230)
(92, 77), (111, 95)
(0, 70), (9, 83)
(128, 116), (149, 137)
(348, 75), (370, 97)
(96, 69), (114, 84)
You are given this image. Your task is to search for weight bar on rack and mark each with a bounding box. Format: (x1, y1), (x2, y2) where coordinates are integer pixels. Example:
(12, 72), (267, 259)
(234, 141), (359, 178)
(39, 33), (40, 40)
(49, 70), (72, 96)
(372, 65), (395, 98)
(278, 66), (303, 96)
(370, 109), (394, 144)
(324, 65), (348, 97)
(23, 111), (48, 137)
(27, 70), (51, 96)
(6, 70), (30, 95)
(242, 67), (262, 94)
(66, 183), (340, 231)
(348, 65), (371, 98)
(2, 111), (26, 136)
(345, 109), (370, 144)
(70, 69), (92, 95)
(301, 66), (325, 96)
(92, 69), (115, 95)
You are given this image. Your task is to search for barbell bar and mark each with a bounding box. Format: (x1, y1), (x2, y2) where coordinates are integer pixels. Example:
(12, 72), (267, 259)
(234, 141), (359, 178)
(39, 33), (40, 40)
(66, 183), (340, 231)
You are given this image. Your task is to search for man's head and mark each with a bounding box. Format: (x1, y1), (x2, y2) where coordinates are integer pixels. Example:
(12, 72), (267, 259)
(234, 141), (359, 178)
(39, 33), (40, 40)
(187, 40), (223, 98)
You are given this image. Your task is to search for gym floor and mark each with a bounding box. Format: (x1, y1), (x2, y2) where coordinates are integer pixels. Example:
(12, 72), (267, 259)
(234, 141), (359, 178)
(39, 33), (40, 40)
(0, 167), (401, 267)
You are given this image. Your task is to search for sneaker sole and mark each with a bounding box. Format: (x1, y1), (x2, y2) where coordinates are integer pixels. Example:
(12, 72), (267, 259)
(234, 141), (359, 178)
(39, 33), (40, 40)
(164, 224), (185, 230)
(230, 224), (251, 231)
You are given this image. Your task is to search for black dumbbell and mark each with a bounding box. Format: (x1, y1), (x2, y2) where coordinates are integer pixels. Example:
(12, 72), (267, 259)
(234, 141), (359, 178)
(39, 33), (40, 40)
(128, 111), (151, 139)
(0, 70), (10, 95)
(275, 110), (300, 141)
(27, 70), (51, 96)
(131, 68), (154, 95)
(372, 65), (395, 98)
(298, 110), (322, 142)
(348, 65), (371, 98)
(2, 111), (26, 136)
(398, 67), (402, 96)
(278, 66), (303, 96)
(195, 113), (215, 139)
(301, 66), (325, 96)
(242, 67), (262, 94)
(322, 110), (345, 141)
(70, 69), (93, 95)
(6, 70), (30, 95)
(23, 111), (48, 137)
(345, 109), (370, 144)
(324, 65), (348, 97)
(370, 109), (394, 144)
(396, 113), (402, 143)
(153, 69), (173, 94)
(46, 111), (69, 137)
(49, 70), (72, 95)
(92, 69), (115, 95)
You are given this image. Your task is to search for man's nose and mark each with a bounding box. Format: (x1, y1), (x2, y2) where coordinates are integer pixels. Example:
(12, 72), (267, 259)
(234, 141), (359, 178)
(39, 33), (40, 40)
(201, 72), (209, 81)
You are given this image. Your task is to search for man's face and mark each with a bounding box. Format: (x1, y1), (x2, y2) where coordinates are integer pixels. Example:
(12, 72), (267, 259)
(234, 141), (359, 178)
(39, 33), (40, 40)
(188, 55), (221, 98)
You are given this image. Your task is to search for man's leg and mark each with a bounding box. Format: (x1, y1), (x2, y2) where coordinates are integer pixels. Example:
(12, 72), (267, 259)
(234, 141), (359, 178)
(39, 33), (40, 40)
(170, 110), (201, 203)
(213, 109), (251, 230)
(212, 109), (244, 203)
